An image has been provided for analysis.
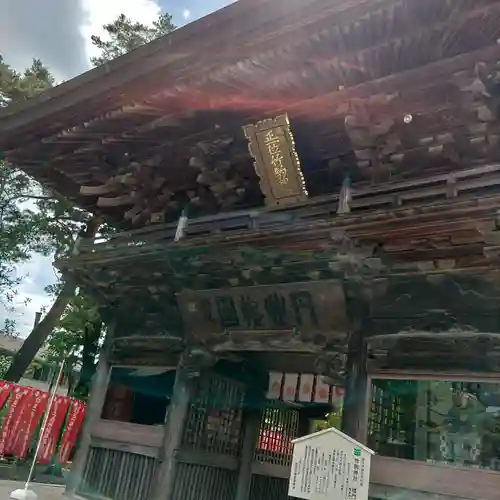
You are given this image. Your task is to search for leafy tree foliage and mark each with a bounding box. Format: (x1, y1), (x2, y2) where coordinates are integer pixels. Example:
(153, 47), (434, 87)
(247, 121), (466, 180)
(0, 57), (54, 107)
(0, 354), (11, 378)
(44, 292), (103, 398)
(2, 10), (174, 382)
(2, 218), (100, 383)
(311, 410), (343, 432)
(0, 54), (98, 381)
(90, 13), (176, 66)
(0, 57), (56, 310)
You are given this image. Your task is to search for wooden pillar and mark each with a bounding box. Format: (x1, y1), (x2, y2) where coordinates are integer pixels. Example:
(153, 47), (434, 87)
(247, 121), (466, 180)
(150, 355), (194, 500)
(298, 410), (311, 438)
(235, 410), (261, 500)
(65, 329), (113, 497)
(341, 331), (369, 443)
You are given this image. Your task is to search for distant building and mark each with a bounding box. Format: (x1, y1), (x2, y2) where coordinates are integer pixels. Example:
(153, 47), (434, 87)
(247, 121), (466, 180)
(0, 334), (76, 395)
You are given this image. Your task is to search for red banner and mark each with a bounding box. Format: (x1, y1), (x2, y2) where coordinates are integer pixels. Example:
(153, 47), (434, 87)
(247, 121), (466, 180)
(37, 395), (70, 464)
(6, 387), (35, 455)
(14, 390), (49, 459)
(0, 381), (12, 411)
(0, 385), (33, 456)
(58, 400), (86, 465)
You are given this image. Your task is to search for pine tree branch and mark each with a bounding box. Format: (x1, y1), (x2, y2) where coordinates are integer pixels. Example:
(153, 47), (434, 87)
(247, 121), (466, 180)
(0, 194), (56, 210)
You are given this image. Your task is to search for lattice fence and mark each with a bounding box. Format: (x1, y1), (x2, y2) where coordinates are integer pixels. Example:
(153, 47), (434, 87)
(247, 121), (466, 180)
(173, 463), (238, 500)
(80, 446), (156, 500)
(249, 475), (291, 500)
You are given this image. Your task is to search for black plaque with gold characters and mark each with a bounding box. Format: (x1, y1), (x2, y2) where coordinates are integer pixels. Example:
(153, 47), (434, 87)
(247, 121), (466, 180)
(177, 280), (348, 343)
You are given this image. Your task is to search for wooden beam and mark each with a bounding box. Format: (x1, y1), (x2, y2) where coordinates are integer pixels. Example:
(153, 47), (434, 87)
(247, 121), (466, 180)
(175, 450), (238, 471)
(63, 40), (500, 165)
(90, 438), (159, 458)
(149, 355), (194, 500)
(251, 462), (290, 479)
(96, 193), (135, 208)
(235, 410), (261, 500)
(341, 331), (369, 443)
(91, 418), (163, 449)
(63, 190), (500, 263)
(366, 370), (500, 381)
(368, 331), (500, 345)
(65, 326), (113, 497)
(371, 456), (500, 500)
(80, 174), (136, 196)
(211, 334), (328, 354)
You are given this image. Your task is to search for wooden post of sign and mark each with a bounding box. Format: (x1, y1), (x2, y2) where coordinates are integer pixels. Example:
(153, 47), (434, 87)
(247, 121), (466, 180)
(341, 331), (369, 443)
(235, 409), (261, 500)
(65, 325), (113, 497)
(150, 353), (195, 500)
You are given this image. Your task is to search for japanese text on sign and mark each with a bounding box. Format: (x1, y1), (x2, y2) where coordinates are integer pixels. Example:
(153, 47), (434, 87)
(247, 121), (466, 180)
(288, 427), (374, 500)
(178, 280), (348, 336)
(264, 129), (288, 186)
(243, 114), (308, 206)
(206, 290), (316, 329)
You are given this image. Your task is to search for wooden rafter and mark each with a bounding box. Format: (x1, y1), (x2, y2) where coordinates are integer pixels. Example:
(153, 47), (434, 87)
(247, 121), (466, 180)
(3, 1), (500, 228)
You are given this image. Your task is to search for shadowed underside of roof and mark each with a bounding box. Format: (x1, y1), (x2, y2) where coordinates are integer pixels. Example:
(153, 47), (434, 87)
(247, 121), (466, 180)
(2, 0), (500, 227)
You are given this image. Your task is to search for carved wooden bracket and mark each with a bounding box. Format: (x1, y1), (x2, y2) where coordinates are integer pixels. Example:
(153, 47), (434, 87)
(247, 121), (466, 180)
(343, 95), (400, 179)
(180, 345), (218, 378)
(314, 350), (348, 386)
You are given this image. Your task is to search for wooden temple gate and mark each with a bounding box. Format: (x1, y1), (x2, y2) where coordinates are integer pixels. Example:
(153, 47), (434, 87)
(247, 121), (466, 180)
(77, 372), (314, 500)
(4, 1), (500, 499)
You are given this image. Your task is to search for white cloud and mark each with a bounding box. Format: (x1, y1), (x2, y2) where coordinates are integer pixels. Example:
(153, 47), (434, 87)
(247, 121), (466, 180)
(81, 0), (162, 63)
(0, 0), (163, 80)
(0, 0), (88, 80)
(183, 8), (191, 20)
(0, 255), (57, 338)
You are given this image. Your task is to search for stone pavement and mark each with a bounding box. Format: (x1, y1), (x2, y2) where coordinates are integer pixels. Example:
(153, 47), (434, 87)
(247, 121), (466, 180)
(0, 481), (83, 499)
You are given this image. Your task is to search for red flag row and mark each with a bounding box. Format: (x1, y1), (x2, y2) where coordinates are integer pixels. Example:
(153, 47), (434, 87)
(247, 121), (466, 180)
(0, 382), (85, 464)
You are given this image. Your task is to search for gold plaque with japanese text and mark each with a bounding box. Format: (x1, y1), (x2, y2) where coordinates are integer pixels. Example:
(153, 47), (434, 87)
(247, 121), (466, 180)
(243, 114), (308, 206)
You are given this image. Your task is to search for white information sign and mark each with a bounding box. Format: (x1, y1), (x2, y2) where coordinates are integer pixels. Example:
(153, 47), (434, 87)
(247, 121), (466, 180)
(288, 427), (374, 500)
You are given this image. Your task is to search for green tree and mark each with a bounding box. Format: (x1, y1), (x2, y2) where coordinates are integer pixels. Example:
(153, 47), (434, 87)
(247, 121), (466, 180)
(44, 293), (103, 398)
(0, 56), (56, 313)
(3, 217), (100, 382)
(90, 13), (176, 66)
(0, 54), (101, 381)
(311, 410), (343, 432)
(0, 56), (54, 107)
(0, 354), (11, 378)
(2, 9), (175, 382)
(0, 56), (100, 380)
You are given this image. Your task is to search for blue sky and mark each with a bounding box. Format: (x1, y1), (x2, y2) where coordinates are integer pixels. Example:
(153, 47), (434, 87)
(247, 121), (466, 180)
(0, 0), (236, 335)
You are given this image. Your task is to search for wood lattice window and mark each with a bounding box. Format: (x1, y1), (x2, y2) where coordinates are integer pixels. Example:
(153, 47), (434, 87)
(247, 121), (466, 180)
(254, 403), (299, 467)
(368, 380), (417, 459)
(182, 375), (244, 457)
(369, 377), (500, 470)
